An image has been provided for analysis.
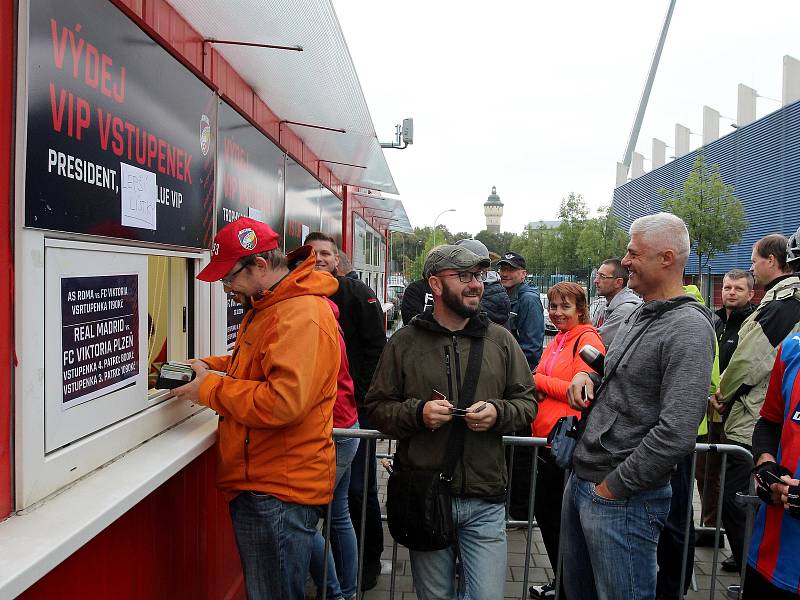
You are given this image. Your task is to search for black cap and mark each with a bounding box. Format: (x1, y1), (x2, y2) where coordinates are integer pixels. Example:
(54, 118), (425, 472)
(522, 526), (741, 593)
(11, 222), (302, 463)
(497, 251), (526, 270)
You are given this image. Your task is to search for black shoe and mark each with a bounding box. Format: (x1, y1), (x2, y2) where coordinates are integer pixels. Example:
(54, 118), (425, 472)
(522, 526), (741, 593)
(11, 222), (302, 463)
(360, 561), (381, 591)
(721, 556), (739, 573)
(529, 580), (556, 599)
(695, 530), (725, 548)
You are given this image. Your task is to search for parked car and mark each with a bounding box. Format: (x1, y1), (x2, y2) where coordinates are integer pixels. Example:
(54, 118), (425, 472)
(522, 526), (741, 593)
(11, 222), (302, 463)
(540, 293), (558, 336)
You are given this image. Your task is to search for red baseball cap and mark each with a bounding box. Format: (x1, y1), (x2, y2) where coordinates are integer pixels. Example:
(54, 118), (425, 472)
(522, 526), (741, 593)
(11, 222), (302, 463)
(197, 217), (280, 282)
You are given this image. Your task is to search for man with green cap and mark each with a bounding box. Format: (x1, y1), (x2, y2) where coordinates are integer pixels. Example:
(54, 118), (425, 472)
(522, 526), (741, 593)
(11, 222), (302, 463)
(365, 244), (537, 599)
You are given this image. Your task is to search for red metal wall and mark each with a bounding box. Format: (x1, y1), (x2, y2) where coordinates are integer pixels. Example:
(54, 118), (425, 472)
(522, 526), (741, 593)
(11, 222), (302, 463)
(20, 448), (244, 600)
(0, 0), (15, 520)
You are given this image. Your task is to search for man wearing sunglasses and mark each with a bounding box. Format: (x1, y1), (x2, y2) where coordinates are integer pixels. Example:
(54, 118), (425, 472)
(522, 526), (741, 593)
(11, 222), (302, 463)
(170, 217), (341, 600)
(365, 244), (536, 599)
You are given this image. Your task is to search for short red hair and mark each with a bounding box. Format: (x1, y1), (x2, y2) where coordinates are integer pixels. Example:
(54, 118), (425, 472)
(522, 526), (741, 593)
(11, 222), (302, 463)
(547, 282), (590, 324)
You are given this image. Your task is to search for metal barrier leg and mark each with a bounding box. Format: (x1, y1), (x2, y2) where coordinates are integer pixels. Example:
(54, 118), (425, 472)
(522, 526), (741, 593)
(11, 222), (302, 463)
(321, 500), (333, 600)
(678, 451), (698, 598)
(737, 478), (760, 600)
(389, 539), (398, 600)
(553, 468), (570, 600)
(355, 437), (372, 599)
(709, 451), (728, 600)
(506, 445), (516, 523)
(520, 446), (540, 600)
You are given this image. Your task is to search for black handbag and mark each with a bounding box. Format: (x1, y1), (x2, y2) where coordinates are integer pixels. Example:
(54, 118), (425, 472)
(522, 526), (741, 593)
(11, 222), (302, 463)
(547, 415), (580, 469)
(386, 336), (485, 551)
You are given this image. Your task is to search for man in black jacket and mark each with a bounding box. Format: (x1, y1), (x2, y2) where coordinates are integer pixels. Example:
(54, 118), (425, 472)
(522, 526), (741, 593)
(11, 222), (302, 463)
(715, 269), (756, 372)
(304, 232), (387, 590)
(695, 269), (757, 551)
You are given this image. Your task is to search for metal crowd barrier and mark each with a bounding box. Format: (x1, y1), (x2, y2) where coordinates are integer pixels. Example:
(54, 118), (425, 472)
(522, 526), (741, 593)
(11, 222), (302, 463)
(317, 429), (754, 600)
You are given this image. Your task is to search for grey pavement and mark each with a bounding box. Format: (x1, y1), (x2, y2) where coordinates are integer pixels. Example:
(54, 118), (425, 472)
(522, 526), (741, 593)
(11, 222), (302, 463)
(331, 439), (742, 600)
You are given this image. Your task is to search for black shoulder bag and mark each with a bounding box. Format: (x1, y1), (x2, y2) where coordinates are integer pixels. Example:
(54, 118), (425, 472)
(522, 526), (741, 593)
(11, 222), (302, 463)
(548, 298), (695, 469)
(386, 335), (485, 551)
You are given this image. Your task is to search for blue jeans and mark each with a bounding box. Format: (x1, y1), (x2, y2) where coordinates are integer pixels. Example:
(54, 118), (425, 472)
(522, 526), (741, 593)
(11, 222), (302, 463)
(562, 474), (671, 600)
(310, 429), (360, 599)
(409, 497), (506, 600)
(229, 491), (322, 600)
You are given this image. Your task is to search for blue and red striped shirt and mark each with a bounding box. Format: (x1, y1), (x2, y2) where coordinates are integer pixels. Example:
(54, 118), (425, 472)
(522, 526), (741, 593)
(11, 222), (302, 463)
(748, 330), (800, 593)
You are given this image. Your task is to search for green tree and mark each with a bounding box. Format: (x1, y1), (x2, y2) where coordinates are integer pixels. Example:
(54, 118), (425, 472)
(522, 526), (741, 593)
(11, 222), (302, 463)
(660, 153), (747, 277)
(576, 206), (629, 266)
(554, 192), (589, 272)
(513, 224), (558, 275)
(475, 230), (516, 256)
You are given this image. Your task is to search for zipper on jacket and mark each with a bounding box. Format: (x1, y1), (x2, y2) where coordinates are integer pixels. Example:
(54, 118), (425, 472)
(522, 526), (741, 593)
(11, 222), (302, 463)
(244, 428), (251, 482)
(452, 336), (468, 495)
(445, 347), (454, 402)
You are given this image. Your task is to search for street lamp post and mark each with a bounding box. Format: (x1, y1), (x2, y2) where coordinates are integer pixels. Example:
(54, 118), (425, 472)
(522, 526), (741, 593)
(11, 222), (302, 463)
(432, 208), (456, 247)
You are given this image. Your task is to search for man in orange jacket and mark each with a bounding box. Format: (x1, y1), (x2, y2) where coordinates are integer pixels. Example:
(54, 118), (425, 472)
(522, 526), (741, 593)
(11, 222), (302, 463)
(171, 217), (341, 600)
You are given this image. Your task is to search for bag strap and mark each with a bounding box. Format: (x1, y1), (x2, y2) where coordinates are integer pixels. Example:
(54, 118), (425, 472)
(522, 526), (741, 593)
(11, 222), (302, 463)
(441, 335), (485, 479)
(595, 296), (695, 398)
(571, 331), (589, 358)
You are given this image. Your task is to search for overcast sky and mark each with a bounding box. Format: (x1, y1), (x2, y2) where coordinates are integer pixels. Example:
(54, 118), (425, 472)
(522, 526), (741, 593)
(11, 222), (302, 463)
(333, 1), (800, 236)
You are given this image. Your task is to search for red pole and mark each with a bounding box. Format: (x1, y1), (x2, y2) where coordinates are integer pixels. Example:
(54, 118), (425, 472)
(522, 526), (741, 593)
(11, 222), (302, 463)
(0, 0), (15, 517)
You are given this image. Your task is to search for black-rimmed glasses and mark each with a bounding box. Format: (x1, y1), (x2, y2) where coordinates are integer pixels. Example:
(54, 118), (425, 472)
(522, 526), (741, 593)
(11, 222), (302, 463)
(437, 270), (489, 283)
(222, 258), (254, 286)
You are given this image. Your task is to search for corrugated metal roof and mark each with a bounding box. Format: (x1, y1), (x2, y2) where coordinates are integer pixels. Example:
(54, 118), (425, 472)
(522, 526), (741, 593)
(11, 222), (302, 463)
(169, 0), (398, 194)
(351, 193), (413, 234)
(613, 100), (800, 274)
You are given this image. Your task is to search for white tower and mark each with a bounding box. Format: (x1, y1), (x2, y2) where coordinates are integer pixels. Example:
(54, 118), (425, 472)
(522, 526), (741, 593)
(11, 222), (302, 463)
(483, 186), (503, 233)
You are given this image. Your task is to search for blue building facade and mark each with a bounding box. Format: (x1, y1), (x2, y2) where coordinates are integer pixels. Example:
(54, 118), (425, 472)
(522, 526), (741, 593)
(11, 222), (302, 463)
(612, 100), (800, 274)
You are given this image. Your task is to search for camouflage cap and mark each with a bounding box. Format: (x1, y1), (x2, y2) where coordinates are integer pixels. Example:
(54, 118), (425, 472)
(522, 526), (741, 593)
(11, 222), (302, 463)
(424, 244), (491, 278)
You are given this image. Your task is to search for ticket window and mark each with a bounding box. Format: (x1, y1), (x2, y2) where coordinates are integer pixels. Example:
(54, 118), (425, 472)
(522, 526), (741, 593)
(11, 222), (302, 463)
(18, 239), (208, 508)
(43, 246), (197, 453)
(147, 255), (191, 395)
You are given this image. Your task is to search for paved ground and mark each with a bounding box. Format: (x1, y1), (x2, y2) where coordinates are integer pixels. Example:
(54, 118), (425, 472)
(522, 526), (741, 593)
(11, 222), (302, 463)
(353, 440), (741, 600)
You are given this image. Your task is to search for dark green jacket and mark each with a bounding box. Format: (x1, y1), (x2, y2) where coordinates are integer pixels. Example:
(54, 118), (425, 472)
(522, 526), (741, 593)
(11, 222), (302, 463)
(364, 310), (537, 499)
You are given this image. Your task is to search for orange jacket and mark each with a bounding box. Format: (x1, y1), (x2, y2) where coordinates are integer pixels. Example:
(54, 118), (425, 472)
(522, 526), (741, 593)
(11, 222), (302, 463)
(199, 253), (341, 505)
(532, 323), (605, 439)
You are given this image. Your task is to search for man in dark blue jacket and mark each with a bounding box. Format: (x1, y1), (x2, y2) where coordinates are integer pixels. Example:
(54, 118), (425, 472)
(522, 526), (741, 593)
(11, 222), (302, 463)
(498, 251), (544, 522)
(498, 252), (544, 369)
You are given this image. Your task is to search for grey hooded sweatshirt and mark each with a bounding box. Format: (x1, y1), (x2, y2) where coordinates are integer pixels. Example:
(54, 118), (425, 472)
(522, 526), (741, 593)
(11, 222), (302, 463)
(573, 295), (715, 499)
(597, 286), (642, 348)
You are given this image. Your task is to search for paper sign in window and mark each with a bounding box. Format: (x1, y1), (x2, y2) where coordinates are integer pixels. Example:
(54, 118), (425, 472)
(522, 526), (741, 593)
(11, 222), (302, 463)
(120, 162), (157, 230)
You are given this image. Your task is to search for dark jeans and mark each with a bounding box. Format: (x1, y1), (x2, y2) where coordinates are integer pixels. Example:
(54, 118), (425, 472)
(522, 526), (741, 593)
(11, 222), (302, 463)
(507, 428), (534, 521)
(229, 492), (322, 600)
(656, 453), (696, 599)
(721, 439), (754, 571)
(533, 449), (568, 574)
(348, 410), (384, 570)
(742, 565), (800, 599)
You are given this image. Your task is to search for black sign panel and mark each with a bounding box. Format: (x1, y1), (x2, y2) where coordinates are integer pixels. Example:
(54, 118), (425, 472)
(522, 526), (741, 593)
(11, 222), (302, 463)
(284, 159), (321, 252)
(319, 188), (343, 249)
(26, 0), (215, 248)
(61, 274), (139, 408)
(216, 101), (285, 348)
(216, 100), (285, 238)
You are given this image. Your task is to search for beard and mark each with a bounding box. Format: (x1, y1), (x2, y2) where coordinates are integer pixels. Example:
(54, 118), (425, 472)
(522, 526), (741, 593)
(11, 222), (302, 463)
(441, 281), (482, 319)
